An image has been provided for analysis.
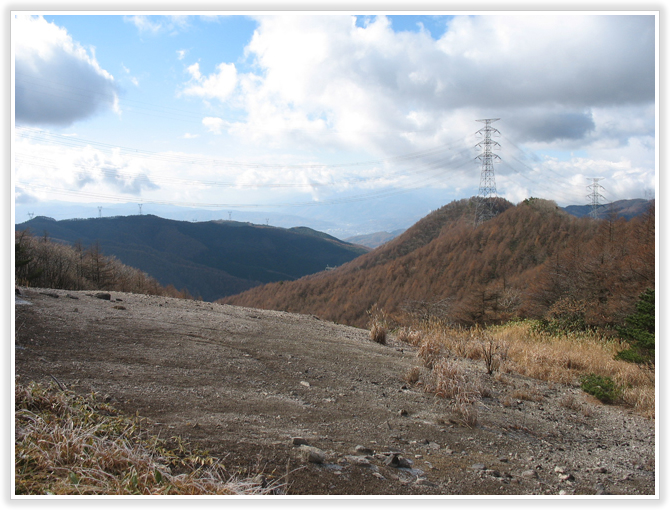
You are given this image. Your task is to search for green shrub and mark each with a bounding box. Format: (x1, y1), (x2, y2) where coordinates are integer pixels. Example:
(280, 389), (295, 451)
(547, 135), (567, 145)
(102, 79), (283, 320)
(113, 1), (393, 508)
(580, 374), (622, 404)
(615, 289), (655, 364)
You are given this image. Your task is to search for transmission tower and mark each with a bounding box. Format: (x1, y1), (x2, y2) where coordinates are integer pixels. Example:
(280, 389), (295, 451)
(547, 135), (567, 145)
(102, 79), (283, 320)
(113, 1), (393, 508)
(98, 206), (103, 218)
(28, 212), (34, 220)
(474, 118), (501, 226)
(586, 178), (606, 219)
(138, 203), (143, 215)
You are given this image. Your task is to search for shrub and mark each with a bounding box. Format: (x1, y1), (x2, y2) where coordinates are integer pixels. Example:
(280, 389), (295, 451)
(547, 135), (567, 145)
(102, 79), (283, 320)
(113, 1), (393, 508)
(615, 288), (655, 364)
(369, 323), (387, 345)
(580, 374), (622, 404)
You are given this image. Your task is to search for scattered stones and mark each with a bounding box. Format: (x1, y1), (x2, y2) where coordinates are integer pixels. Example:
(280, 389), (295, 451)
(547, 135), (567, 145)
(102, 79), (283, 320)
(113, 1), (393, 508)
(415, 478), (437, 487)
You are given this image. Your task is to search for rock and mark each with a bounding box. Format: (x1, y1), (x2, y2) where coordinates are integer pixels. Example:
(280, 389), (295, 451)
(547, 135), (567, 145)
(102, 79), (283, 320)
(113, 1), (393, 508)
(384, 452), (412, 468)
(426, 442), (440, 450)
(15, 287), (21, 295)
(66, 294), (79, 299)
(40, 292), (59, 298)
(399, 409), (408, 416)
(596, 467), (608, 474)
(522, 470), (538, 479)
(95, 292), (111, 300)
(300, 381), (311, 388)
(113, 305), (126, 310)
(559, 473), (575, 482)
(354, 445), (374, 455)
(554, 466), (566, 474)
(291, 437), (309, 446)
(415, 478), (437, 487)
(298, 445), (325, 464)
(471, 463), (487, 471)
(345, 455), (372, 467)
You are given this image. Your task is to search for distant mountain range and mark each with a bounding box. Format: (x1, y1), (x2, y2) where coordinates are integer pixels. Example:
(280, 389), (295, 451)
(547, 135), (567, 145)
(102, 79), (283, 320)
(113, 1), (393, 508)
(561, 198), (652, 220)
(15, 215), (368, 301)
(344, 229), (406, 249)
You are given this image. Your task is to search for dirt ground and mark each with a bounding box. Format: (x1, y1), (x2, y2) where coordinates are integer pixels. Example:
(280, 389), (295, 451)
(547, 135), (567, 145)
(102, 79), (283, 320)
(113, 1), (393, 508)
(14, 288), (656, 496)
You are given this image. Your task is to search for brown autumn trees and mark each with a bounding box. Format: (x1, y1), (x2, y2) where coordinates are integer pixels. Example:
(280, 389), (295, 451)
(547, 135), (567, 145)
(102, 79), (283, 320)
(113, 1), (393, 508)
(222, 198), (655, 331)
(15, 229), (195, 299)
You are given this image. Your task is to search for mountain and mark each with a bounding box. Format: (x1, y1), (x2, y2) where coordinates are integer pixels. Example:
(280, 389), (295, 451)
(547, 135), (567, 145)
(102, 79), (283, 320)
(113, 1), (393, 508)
(344, 229), (406, 249)
(15, 188), (450, 239)
(562, 198), (652, 220)
(222, 197), (654, 330)
(15, 215), (368, 302)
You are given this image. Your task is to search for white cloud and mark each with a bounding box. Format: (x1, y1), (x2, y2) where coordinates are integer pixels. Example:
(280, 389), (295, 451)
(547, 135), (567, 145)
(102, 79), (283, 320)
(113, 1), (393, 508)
(182, 62), (238, 102)
(14, 15), (119, 127)
(183, 132), (199, 139)
(177, 49), (187, 60)
(125, 15), (190, 35)
(191, 14), (654, 204)
(202, 116), (225, 134)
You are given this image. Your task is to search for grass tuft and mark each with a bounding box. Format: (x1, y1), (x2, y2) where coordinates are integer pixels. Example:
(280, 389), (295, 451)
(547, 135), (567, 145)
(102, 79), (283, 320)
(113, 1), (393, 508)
(14, 379), (284, 495)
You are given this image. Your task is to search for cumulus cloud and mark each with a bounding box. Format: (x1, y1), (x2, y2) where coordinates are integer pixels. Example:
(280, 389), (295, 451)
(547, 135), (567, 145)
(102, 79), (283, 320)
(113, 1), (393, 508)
(202, 116), (226, 134)
(209, 14), (654, 158)
(181, 62), (238, 102)
(125, 15), (190, 35)
(14, 15), (119, 127)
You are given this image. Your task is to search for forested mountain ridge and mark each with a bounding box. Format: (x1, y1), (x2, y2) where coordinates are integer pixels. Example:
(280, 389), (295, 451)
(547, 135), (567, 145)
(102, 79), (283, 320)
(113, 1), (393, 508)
(15, 215), (368, 302)
(222, 198), (654, 330)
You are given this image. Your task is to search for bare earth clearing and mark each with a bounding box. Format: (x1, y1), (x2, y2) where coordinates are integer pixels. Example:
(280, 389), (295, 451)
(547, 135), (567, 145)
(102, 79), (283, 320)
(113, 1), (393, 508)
(14, 288), (655, 496)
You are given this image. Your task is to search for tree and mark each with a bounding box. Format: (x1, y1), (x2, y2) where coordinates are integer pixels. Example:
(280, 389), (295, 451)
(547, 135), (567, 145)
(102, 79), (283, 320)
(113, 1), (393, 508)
(615, 288), (655, 364)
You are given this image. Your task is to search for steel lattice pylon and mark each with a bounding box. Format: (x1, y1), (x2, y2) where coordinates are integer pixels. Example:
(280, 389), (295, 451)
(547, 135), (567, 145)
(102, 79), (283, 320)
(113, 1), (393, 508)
(474, 118), (501, 226)
(587, 177), (606, 219)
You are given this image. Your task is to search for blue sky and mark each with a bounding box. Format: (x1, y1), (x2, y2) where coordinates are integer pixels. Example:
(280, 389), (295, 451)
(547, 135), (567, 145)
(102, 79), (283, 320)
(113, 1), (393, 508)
(12, 11), (658, 231)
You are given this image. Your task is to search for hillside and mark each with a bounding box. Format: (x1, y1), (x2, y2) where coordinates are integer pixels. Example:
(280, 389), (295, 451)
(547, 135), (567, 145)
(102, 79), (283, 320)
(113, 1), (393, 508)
(15, 215), (368, 302)
(222, 197), (654, 329)
(15, 288), (656, 495)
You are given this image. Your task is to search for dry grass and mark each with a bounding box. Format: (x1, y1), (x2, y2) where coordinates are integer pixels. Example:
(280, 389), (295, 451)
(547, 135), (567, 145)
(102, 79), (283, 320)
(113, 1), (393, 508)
(396, 327), (423, 346)
(369, 323), (387, 344)
(14, 379), (283, 495)
(424, 359), (481, 428)
(420, 320), (655, 418)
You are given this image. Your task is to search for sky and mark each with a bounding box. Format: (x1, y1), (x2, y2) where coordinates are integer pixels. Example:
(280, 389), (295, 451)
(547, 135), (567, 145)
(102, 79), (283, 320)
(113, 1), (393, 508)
(11, 10), (658, 232)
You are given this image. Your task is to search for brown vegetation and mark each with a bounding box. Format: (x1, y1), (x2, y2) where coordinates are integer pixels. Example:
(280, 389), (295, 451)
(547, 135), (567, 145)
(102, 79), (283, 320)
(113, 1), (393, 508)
(15, 230), (196, 299)
(222, 198), (655, 332)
